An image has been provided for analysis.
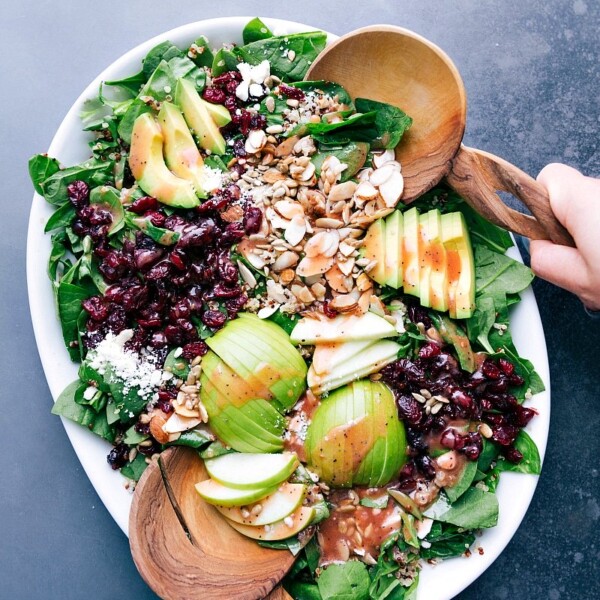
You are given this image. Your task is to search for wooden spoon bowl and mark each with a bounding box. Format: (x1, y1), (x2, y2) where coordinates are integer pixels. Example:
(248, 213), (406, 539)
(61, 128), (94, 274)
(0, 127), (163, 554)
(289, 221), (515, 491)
(306, 25), (574, 246)
(129, 447), (294, 600)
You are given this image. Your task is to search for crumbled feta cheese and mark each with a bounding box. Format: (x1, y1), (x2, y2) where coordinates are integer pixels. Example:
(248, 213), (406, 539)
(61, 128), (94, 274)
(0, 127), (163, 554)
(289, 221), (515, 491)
(236, 60), (270, 101)
(87, 329), (164, 402)
(200, 165), (225, 193)
(83, 386), (97, 401)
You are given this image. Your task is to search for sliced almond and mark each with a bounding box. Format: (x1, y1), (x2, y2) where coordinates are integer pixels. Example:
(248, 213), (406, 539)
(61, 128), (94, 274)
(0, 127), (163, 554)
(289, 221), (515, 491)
(296, 255), (335, 277)
(304, 230), (339, 258)
(173, 403), (201, 419)
(357, 290), (371, 314)
(325, 263), (353, 293)
(237, 260), (258, 288)
(379, 170), (405, 207)
(315, 217), (344, 229)
(272, 250), (299, 272)
(338, 256), (355, 276)
(263, 168), (286, 183)
(328, 181), (357, 202)
(369, 295), (387, 317)
(266, 206), (290, 230)
(275, 200), (304, 220)
(339, 240), (356, 257)
(354, 181), (379, 200)
(163, 413), (201, 434)
(369, 163), (398, 186)
(237, 239), (267, 269)
(149, 413), (170, 444)
(275, 135), (300, 157)
(257, 304), (280, 319)
(284, 214), (307, 246)
(329, 294), (358, 313)
(372, 149), (397, 168)
(291, 284), (316, 304)
(356, 272), (374, 292)
(245, 129), (267, 154)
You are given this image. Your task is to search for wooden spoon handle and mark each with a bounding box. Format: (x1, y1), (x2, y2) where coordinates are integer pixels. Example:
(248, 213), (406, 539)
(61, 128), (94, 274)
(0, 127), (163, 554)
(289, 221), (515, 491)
(264, 586), (292, 599)
(446, 145), (575, 246)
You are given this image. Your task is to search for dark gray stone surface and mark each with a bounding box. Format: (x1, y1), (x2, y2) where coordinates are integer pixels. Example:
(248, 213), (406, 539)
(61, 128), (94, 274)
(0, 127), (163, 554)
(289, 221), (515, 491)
(1, 1), (598, 598)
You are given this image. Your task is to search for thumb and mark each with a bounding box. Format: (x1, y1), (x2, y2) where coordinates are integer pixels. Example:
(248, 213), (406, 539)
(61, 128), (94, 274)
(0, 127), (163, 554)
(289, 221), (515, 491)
(530, 239), (590, 295)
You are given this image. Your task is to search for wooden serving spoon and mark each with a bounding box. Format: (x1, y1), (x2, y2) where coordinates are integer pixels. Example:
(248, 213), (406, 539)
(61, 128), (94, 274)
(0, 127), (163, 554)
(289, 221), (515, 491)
(130, 447), (294, 600)
(306, 24), (574, 247)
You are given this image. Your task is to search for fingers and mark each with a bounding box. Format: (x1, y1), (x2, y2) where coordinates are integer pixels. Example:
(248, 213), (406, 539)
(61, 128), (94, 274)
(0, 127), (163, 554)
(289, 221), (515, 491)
(536, 164), (600, 249)
(530, 239), (590, 295)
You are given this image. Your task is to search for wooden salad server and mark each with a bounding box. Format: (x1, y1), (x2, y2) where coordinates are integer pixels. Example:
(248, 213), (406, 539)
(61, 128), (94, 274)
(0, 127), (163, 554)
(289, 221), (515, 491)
(306, 24), (575, 247)
(130, 447), (294, 600)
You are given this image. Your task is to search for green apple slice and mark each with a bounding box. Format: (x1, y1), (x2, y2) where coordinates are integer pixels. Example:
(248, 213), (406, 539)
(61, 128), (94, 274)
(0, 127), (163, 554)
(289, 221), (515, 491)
(290, 312), (396, 345)
(215, 483), (306, 526)
(205, 452), (299, 490)
(225, 506), (315, 540)
(311, 339), (378, 377)
(385, 210), (404, 289)
(195, 479), (277, 507)
(307, 339), (401, 395)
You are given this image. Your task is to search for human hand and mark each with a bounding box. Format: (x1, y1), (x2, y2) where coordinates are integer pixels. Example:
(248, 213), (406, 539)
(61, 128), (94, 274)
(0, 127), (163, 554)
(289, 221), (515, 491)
(530, 163), (600, 311)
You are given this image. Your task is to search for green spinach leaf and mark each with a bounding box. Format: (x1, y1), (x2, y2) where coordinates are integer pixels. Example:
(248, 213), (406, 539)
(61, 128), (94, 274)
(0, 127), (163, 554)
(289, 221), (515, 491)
(424, 488), (499, 529)
(57, 282), (93, 360)
(317, 561), (370, 600)
(120, 454), (148, 481)
(212, 47), (240, 77)
(444, 459), (478, 502)
(168, 429), (214, 449)
(236, 31), (327, 81)
(29, 154), (61, 195)
(189, 35), (214, 68)
(474, 245), (534, 296)
(495, 430), (541, 475)
(243, 17), (273, 45)
(44, 202), (76, 233)
(41, 159), (114, 205)
(311, 142), (369, 182)
(420, 522), (475, 560)
(354, 98), (412, 149)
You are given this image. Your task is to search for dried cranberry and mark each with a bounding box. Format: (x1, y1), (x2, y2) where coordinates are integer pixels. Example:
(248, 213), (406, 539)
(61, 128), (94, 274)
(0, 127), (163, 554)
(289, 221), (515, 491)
(169, 249), (186, 270)
(396, 394), (422, 425)
(278, 83), (305, 101)
(224, 95), (238, 113)
(146, 262), (172, 280)
(498, 358), (515, 376)
(440, 428), (458, 449)
(67, 180), (90, 209)
(505, 446), (524, 463)
(225, 293), (248, 316)
(243, 205), (263, 234)
(508, 373), (525, 387)
(482, 360), (502, 380)
(415, 455), (436, 480)
(202, 310), (227, 328)
(181, 341), (208, 360)
(107, 443), (129, 470)
(202, 86), (227, 104)
(220, 222), (245, 245)
(232, 138), (247, 157)
(169, 300), (191, 322)
(129, 196), (158, 214)
(513, 405), (537, 427)
(82, 296), (109, 322)
(419, 342), (442, 359)
(492, 424), (520, 446)
(134, 421), (150, 436)
(150, 331), (169, 348)
(212, 71), (241, 87)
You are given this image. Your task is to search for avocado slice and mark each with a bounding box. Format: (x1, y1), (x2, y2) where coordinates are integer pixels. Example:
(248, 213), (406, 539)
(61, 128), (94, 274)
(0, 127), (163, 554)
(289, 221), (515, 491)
(431, 313), (476, 373)
(128, 112), (200, 208)
(402, 207), (420, 297)
(175, 78), (227, 155)
(384, 210), (403, 289)
(361, 218), (386, 285)
(204, 101), (232, 127)
(157, 101), (207, 199)
(441, 212), (475, 319)
(419, 209), (448, 311)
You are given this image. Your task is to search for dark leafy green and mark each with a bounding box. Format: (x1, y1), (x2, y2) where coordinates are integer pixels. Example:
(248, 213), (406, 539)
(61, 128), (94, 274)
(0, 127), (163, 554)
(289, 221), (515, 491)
(212, 47), (240, 77)
(51, 380), (115, 442)
(29, 154), (60, 194)
(168, 429), (214, 449)
(57, 282), (93, 360)
(292, 80), (353, 106)
(243, 17), (273, 45)
(420, 522), (475, 560)
(354, 98), (412, 149)
(235, 31), (327, 81)
(268, 309), (301, 335)
(120, 454), (148, 481)
(445, 460), (478, 503)
(40, 159), (115, 205)
(477, 438), (501, 473)
(44, 202), (76, 233)
(317, 561), (370, 600)
(190, 36), (214, 68)
(424, 488), (499, 529)
(495, 430), (541, 474)
(311, 142), (369, 182)
(89, 185), (125, 235)
(475, 245), (534, 296)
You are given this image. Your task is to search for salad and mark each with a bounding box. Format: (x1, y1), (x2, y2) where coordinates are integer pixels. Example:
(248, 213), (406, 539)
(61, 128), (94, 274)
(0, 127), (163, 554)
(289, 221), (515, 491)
(29, 17), (545, 600)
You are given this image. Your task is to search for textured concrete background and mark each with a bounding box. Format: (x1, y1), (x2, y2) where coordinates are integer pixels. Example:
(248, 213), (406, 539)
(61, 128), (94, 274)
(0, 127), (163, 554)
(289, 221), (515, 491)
(1, 1), (599, 598)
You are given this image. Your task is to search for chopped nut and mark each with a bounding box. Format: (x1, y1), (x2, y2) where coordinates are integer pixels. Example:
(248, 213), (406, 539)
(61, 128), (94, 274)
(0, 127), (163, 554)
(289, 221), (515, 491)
(329, 294), (358, 313)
